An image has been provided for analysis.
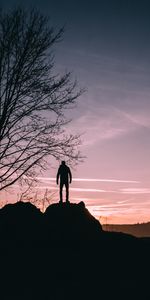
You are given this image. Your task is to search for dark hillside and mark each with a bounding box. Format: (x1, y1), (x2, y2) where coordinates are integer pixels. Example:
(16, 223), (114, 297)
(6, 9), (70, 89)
(103, 222), (150, 237)
(0, 201), (149, 299)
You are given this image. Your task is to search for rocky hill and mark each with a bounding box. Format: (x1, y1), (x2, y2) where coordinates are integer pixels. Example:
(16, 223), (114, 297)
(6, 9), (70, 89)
(0, 201), (149, 299)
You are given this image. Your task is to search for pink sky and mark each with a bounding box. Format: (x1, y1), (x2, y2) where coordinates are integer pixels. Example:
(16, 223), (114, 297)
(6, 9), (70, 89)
(1, 56), (150, 224)
(1, 1), (150, 224)
(37, 176), (150, 224)
(2, 174), (150, 224)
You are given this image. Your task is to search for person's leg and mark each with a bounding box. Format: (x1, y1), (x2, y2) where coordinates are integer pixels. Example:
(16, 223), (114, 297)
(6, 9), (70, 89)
(60, 182), (63, 203)
(65, 182), (69, 202)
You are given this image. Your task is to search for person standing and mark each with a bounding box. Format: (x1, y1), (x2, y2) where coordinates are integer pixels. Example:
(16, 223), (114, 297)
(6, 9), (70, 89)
(56, 161), (72, 203)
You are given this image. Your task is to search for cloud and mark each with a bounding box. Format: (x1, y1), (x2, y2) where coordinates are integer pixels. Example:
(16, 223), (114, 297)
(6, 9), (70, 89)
(120, 188), (150, 194)
(36, 177), (139, 183)
(118, 109), (150, 129)
(66, 106), (144, 147)
(35, 186), (107, 193)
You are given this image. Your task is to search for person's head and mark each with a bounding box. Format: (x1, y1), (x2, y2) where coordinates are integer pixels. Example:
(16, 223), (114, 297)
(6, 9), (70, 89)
(61, 160), (66, 165)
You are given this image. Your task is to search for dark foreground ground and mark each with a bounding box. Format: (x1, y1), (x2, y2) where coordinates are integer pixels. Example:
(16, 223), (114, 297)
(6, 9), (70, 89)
(0, 201), (150, 299)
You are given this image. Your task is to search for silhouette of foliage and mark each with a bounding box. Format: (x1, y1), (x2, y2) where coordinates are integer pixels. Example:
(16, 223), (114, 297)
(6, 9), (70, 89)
(0, 8), (83, 191)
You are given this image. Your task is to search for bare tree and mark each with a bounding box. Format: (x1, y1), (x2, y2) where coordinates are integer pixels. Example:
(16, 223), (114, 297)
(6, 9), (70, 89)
(0, 8), (82, 192)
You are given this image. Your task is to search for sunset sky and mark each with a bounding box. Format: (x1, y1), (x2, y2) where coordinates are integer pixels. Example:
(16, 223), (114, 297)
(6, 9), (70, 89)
(1, 0), (150, 224)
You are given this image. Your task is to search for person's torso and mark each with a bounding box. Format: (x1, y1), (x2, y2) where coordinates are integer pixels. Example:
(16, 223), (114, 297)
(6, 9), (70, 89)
(59, 165), (70, 182)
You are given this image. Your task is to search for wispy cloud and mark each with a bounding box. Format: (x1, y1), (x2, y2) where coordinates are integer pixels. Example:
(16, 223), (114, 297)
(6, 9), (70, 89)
(120, 188), (150, 194)
(35, 186), (108, 193)
(118, 109), (150, 129)
(66, 106), (144, 147)
(36, 177), (139, 183)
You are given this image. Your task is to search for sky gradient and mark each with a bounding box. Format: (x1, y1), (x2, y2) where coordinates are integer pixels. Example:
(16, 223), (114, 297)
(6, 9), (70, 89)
(1, 0), (150, 223)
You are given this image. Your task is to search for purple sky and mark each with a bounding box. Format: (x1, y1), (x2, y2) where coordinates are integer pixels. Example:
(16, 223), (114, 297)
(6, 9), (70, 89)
(1, 0), (150, 223)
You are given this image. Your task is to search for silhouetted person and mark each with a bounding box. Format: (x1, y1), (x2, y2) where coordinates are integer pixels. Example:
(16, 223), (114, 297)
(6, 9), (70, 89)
(56, 161), (72, 203)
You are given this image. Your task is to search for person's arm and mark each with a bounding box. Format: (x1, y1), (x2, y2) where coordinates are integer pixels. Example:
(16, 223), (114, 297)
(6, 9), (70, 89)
(68, 168), (72, 184)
